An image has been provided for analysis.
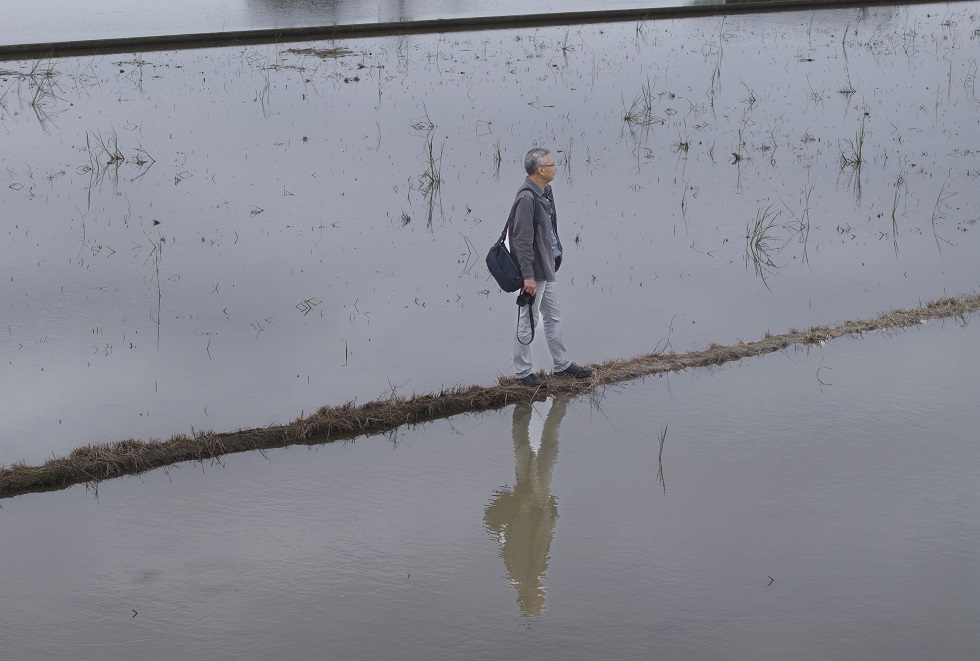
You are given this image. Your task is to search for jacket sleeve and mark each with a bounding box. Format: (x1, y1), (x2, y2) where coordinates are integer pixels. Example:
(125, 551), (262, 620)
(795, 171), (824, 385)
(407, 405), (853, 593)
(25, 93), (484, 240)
(511, 191), (536, 280)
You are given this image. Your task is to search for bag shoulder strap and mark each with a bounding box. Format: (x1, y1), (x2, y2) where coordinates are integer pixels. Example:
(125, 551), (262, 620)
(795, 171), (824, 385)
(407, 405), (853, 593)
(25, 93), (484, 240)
(499, 185), (540, 243)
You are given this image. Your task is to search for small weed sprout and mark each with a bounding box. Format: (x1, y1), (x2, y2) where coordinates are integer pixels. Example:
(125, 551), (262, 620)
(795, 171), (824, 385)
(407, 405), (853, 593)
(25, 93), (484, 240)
(558, 30), (574, 56)
(672, 120), (691, 155)
(891, 172), (905, 256)
(411, 105), (436, 133)
(708, 60), (722, 111)
(420, 136), (442, 194)
(28, 54), (61, 112)
(622, 77), (664, 131)
(839, 117), (866, 169)
(419, 135), (444, 227)
(740, 80), (757, 111)
(562, 136), (574, 184)
(0, 53), (62, 127)
(731, 125), (746, 164)
(133, 143), (157, 170)
(930, 180), (956, 254)
(783, 174), (814, 268)
(964, 58), (977, 102)
(745, 204), (784, 289)
(92, 130), (124, 166)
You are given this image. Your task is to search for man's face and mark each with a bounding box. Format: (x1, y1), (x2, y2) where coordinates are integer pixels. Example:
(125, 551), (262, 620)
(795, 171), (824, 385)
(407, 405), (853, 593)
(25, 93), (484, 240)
(537, 157), (556, 184)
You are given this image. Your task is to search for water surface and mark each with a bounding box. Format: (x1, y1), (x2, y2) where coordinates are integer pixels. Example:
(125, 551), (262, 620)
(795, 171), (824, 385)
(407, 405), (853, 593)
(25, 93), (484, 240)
(1, 319), (978, 658)
(2, 0), (711, 45)
(3, 3), (979, 464)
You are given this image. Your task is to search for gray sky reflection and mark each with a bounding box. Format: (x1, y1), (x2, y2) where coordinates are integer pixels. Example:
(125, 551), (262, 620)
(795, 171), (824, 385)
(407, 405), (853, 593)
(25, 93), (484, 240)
(3, 0), (706, 45)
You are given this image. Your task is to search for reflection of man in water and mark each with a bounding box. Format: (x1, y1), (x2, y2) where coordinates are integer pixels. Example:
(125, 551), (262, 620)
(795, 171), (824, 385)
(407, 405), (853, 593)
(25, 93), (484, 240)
(484, 397), (567, 618)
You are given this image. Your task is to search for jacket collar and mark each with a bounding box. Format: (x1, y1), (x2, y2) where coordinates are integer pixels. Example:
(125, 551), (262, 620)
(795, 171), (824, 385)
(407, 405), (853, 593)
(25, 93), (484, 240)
(524, 177), (549, 197)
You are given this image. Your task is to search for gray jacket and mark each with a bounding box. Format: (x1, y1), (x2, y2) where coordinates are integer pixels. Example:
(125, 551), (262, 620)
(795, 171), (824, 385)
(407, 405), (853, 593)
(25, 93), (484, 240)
(507, 178), (563, 282)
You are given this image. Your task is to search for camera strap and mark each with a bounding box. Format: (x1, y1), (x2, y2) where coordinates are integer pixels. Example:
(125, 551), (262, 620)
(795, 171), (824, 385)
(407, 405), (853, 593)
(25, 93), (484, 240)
(517, 296), (535, 346)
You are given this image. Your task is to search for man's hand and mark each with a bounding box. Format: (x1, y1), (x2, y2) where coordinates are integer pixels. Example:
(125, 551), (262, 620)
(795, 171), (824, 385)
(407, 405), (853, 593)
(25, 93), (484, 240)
(523, 279), (537, 297)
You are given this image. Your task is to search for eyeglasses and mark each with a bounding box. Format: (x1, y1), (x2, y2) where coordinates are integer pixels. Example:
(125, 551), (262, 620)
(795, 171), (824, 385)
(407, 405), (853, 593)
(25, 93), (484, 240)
(539, 163), (556, 169)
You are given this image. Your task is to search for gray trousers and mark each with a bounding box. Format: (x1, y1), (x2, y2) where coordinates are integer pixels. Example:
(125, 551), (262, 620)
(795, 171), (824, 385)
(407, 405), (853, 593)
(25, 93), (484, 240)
(513, 280), (572, 378)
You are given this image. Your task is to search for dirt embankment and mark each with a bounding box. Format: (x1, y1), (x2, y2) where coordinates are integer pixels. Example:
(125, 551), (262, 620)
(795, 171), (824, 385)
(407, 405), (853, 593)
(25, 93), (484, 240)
(2, 293), (977, 499)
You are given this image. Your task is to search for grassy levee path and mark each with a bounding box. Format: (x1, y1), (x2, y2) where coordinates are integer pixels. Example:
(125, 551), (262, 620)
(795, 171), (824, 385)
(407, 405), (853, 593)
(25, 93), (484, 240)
(3, 293), (978, 498)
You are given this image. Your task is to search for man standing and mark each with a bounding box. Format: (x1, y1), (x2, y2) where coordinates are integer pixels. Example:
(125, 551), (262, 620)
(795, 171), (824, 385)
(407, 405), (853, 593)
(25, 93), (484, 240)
(508, 148), (592, 387)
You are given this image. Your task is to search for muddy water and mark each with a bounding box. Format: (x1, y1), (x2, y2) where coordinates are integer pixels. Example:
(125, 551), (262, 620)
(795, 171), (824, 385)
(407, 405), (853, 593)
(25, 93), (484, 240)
(4, 3), (980, 466)
(1, 319), (979, 658)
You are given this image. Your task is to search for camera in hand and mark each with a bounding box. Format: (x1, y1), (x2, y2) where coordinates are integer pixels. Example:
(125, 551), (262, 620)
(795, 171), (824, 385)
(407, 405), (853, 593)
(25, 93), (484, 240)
(516, 290), (535, 307)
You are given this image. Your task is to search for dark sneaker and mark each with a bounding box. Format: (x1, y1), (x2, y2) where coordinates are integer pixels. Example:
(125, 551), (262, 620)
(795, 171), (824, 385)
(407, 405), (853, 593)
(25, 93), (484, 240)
(517, 373), (547, 388)
(555, 362), (593, 379)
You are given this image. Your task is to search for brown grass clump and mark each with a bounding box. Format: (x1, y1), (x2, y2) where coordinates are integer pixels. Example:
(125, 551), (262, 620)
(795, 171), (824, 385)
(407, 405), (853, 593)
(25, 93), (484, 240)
(2, 292), (979, 499)
(285, 47), (353, 58)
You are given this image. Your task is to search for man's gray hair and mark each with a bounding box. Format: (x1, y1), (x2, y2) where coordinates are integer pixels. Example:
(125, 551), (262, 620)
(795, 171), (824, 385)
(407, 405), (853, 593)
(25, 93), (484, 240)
(524, 148), (552, 175)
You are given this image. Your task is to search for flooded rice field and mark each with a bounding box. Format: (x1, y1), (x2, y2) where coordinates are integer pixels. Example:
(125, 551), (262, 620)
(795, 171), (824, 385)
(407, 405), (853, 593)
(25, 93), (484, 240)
(2, 321), (979, 658)
(2, 1), (980, 654)
(3, 2), (979, 465)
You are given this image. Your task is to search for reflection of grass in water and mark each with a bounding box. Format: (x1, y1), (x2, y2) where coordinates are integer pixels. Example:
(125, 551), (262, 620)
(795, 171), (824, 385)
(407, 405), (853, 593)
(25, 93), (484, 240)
(91, 129), (125, 166)
(708, 60), (721, 111)
(964, 59), (977, 102)
(622, 78), (662, 173)
(409, 105), (441, 225)
(740, 80), (756, 111)
(731, 125), (746, 165)
(85, 129), (125, 198)
(838, 118), (866, 202)
(132, 143), (157, 180)
(27, 54), (59, 112)
(679, 182), (690, 232)
(141, 227), (164, 349)
(558, 29), (574, 56)
(561, 136), (573, 184)
(622, 77), (663, 130)
(891, 172), (905, 256)
(80, 129), (156, 208)
(0, 53), (61, 128)
(930, 180), (956, 255)
(411, 105), (435, 133)
(745, 204), (783, 290)
(419, 135), (444, 227)
(839, 117), (865, 169)
(656, 424), (667, 495)
(783, 174), (813, 268)
(420, 136), (442, 194)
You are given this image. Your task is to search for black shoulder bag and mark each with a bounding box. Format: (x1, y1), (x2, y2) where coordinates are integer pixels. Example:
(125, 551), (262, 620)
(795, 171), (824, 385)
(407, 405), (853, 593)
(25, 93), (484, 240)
(486, 188), (539, 293)
(485, 188), (541, 345)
